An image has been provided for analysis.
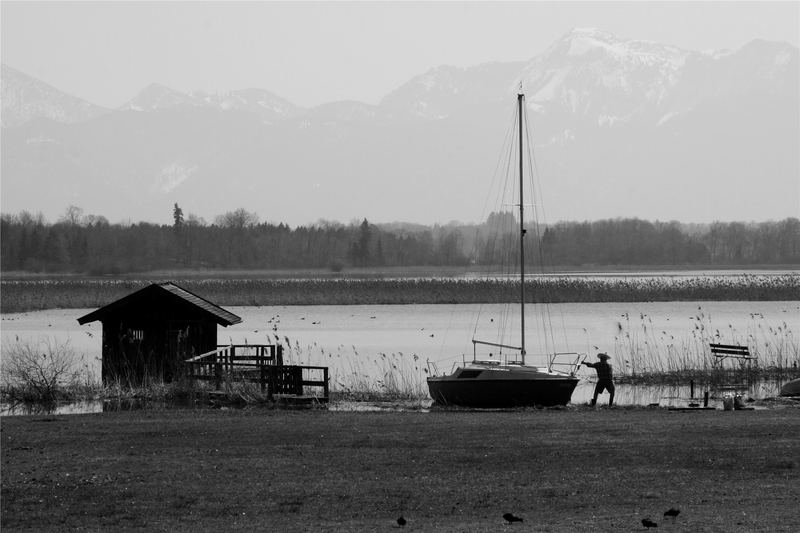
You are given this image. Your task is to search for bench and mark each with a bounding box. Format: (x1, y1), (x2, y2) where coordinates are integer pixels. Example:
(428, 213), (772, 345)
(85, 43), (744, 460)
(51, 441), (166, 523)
(709, 343), (754, 361)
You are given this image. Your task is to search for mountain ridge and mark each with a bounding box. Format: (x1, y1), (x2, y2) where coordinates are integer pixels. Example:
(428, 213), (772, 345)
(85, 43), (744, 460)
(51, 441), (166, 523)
(1, 29), (797, 226)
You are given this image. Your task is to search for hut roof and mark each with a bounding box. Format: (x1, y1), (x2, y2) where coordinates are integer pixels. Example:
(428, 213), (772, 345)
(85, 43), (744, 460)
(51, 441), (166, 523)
(77, 282), (242, 326)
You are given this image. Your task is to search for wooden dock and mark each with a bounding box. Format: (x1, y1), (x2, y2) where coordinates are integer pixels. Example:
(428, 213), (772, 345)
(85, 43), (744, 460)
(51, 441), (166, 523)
(184, 344), (329, 402)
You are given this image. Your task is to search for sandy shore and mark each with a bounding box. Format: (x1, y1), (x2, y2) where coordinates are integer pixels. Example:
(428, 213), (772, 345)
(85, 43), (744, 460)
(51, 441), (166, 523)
(2, 402), (799, 532)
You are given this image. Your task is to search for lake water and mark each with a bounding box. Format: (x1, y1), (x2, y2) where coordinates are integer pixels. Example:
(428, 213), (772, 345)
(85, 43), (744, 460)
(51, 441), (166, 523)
(2, 301), (798, 412)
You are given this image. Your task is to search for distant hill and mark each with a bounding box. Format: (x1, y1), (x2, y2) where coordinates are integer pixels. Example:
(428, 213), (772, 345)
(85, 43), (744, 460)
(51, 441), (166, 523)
(2, 29), (797, 226)
(0, 64), (110, 127)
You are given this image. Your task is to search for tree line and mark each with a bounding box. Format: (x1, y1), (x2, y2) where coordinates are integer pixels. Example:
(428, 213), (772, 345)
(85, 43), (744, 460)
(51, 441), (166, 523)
(1, 205), (798, 274)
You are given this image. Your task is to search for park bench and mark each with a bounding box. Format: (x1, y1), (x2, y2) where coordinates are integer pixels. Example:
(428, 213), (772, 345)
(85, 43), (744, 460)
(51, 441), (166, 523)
(709, 343), (754, 362)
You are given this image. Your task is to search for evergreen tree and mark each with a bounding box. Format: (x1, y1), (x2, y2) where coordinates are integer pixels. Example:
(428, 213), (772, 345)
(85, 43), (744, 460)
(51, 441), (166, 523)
(173, 203), (184, 229)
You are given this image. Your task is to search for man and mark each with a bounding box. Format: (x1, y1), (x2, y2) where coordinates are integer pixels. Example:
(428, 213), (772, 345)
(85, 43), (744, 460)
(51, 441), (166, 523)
(583, 352), (615, 406)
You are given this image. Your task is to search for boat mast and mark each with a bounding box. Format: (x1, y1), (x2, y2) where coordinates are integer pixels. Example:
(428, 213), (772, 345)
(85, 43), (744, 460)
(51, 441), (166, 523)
(518, 92), (526, 363)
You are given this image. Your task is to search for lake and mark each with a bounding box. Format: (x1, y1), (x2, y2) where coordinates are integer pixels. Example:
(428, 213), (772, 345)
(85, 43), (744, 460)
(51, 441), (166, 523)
(2, 301), (797, 410)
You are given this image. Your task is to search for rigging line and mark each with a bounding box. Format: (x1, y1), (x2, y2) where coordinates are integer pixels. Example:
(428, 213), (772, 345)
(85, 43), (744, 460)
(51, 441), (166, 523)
(470, 101), (520, 354)
(522, 97), (566, 360)
(483, 107), (520, 352)
(479, 102), (520, 233)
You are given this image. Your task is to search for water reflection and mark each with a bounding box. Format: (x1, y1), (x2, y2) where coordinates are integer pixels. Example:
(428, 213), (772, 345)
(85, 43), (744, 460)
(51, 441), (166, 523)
(0, 400), (104, 416)
(573, 379), (786, 408)
(1, 379), (789, 416)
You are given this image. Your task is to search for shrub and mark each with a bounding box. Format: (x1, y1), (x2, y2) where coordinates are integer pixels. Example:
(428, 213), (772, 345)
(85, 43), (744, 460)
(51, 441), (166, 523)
(1, 339), (87, 403)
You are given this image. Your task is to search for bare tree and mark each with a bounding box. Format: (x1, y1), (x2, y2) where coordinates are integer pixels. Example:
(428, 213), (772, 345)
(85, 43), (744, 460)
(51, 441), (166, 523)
(59, 205), (85, 226)
(214, 208), (259, 229)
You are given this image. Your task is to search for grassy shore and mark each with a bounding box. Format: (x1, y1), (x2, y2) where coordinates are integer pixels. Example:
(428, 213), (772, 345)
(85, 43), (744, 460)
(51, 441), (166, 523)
(2, 404), (798, 532)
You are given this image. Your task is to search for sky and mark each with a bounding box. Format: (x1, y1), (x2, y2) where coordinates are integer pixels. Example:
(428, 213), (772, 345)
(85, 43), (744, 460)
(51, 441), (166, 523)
(2, 1), (799, 109)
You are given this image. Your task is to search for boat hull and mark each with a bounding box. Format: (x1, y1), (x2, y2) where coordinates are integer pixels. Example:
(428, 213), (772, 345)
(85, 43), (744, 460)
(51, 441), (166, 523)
(427, 368), (579, 408)
(780, 377), (800, 397)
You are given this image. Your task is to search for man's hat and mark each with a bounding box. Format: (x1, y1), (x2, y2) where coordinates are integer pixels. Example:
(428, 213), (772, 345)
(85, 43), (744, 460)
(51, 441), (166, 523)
(597, 353), (610, 360)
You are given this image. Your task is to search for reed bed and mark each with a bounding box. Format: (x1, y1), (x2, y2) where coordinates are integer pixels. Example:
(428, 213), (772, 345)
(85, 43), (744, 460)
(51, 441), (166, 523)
(611, 306), (799, 385)
(2, 273), (798, 313)
(3, 304), (797, 408)
(272, 333), (430, 402)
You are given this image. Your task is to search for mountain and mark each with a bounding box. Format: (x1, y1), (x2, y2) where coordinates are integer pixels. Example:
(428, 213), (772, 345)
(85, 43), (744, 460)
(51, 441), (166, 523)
(1, 29), (797, 226)
(118, 83), (303, 122)
(118, 83), (198, 112)
(378, 62), (524, 120)
(0, 64), (109, 127)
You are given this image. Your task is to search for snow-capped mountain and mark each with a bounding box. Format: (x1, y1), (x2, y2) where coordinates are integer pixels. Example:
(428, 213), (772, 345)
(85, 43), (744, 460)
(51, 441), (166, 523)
(378, 62), (524, 120)
(193, 88), (303, 121)
(1, 29), (797, 226)
(520, 28), (688, 121)
(118, 84), (303, 122)
(118, 83), (198, 111)
(0, 64), (109, 127)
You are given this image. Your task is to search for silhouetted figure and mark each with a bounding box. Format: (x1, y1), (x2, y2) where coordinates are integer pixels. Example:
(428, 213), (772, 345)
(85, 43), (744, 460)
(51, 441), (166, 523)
(397, 516), (406, 527)
(583, 352), (615, 406)
(503, 513), (523, 524)
(663, 508), (680, 519)
(641, 518), (658, 528)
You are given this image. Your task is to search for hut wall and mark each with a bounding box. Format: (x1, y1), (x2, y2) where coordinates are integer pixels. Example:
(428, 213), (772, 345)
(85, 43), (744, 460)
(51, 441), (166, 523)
(99, 302), (220, 385)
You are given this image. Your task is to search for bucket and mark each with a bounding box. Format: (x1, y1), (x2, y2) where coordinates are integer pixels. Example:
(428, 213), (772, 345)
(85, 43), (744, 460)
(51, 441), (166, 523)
(734, 394), (746, 410)
(722, 395), (734, 411)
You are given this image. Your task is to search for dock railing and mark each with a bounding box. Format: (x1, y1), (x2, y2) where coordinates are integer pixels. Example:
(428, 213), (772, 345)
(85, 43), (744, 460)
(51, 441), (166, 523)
(184, 344), (329, 401)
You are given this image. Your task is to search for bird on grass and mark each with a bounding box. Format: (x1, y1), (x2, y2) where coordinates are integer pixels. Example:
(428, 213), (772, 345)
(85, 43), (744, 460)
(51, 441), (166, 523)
(664, 507), (680, 519)
(503, 513), (523, 524)
(396, 516), (406, 528)
(641, 518), (658, 528)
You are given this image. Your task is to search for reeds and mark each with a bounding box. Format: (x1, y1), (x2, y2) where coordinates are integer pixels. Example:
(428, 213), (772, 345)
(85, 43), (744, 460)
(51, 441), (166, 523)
(611, 307), (799, 385)
(3, 274), (798, 313)
(272, 333), (429, 401)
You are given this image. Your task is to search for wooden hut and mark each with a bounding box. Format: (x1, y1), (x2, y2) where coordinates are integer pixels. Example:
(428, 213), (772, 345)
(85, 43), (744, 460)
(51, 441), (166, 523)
(77, 282), (241, 384)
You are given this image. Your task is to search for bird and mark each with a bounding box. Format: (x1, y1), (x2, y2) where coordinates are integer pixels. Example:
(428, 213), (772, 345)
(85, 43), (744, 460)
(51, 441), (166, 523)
(503, 513), (523, 524)
(663, 508), (680, 519)
(396, 516), (406, 528)
(641, 518), (658, 528)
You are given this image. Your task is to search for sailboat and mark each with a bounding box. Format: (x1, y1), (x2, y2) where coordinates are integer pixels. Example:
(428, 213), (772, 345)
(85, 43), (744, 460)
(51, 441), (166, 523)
(426, 92), (583, 408)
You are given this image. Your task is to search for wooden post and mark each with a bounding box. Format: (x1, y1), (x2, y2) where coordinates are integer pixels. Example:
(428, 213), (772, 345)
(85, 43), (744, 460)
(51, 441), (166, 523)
(267, 365), (276, 401)
(690, 380), (694, 399)
(703, 390), (709, 408)
(259, 348), (266, 393)
(323, 367), (329, 400)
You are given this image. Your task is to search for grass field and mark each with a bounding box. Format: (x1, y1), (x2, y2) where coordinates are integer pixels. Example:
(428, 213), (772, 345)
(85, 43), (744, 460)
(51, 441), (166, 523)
(2, 403), (799, 532)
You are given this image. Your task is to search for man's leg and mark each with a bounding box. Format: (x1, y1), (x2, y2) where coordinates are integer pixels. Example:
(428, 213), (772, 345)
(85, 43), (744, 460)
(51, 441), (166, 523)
(607, 382), (615, 406)
(592, 382), (602, 406)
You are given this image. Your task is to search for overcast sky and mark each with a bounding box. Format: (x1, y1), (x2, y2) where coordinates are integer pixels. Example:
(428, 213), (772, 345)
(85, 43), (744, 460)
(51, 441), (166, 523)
(2, 1), (798, 109)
